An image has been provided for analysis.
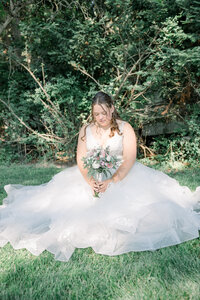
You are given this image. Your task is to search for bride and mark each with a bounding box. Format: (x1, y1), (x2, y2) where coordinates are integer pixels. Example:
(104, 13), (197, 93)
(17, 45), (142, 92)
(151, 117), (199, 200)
(0, 91), (199, 261)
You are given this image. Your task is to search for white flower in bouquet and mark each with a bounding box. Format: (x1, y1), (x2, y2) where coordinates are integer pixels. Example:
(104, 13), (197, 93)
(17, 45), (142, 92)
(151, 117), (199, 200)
(92, 162), (100, 169)
(106, 155), (111, 162)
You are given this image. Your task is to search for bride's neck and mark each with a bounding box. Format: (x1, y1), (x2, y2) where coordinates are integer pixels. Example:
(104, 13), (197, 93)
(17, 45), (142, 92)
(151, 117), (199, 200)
(93, 122), (111, 131)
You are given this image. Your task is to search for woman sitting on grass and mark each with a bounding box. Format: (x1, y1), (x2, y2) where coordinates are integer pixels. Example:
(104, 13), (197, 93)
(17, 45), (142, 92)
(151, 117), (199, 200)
(0, 91), (199, 261)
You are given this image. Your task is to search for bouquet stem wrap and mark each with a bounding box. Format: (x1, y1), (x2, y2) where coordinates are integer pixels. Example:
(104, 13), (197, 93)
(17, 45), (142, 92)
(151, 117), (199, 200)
(94, 172), (103, 198)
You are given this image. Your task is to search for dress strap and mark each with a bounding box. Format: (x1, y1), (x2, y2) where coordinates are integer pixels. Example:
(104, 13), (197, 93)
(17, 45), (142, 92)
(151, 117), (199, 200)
(119, 120), (126, 134)
(85, 124), (91, 141)
(86, 124), (97, 150)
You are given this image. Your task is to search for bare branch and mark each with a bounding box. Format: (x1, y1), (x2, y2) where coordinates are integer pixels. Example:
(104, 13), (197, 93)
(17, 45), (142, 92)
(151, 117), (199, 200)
(41, 62), (46, 87)
(0, 98), (64, 143)
(0, 0), (35, 36)
(10, 0), (14, 12)
(70, 62), (103, 89)
(0, 14), (14, 36)
(16, 60), (68, 130)
(114, 31), (160, 100)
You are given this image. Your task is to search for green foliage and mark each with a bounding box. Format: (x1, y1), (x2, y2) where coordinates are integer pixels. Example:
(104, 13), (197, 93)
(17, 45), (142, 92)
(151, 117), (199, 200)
(150, 104), (200, 165)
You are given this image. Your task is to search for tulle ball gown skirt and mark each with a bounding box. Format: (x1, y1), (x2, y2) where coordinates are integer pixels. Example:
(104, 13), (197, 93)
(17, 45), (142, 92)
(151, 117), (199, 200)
(0, 162), (199, 261)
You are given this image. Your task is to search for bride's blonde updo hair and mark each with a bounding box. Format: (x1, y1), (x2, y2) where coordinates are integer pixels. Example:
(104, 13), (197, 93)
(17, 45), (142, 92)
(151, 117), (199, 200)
(81, 91), (122, 141)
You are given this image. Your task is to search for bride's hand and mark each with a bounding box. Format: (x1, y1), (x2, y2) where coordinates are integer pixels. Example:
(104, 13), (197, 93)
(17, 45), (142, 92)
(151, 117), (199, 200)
(89, 177), (100, 193)
(97, 179), (112, 193)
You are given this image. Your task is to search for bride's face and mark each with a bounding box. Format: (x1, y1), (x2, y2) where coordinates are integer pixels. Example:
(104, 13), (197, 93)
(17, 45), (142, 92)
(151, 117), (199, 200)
(93, 104), (114, 127)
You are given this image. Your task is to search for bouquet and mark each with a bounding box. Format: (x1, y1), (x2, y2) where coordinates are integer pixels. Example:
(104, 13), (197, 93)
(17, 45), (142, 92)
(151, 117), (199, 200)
(82, 146), (122, 197)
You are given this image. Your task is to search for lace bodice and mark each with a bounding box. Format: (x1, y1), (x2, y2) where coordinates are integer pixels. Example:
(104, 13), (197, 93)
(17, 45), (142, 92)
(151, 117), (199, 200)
(86, 121), (125, 159)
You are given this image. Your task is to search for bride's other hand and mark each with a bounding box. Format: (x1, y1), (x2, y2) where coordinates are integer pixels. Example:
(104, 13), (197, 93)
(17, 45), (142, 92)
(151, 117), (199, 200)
(97, 179), (112, 193)
(89, 177), (100, 192)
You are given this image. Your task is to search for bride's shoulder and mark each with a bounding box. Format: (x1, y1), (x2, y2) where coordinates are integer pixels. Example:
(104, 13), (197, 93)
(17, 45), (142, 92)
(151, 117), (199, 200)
(79, 122), (95, 139)
(116, 120), (135, 133)
(78, 123), (90, 142)
(80, 123), (93, 132)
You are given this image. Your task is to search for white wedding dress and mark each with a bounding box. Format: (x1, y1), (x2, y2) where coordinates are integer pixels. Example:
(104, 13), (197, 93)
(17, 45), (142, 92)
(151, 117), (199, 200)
(0, 122), (200, 261)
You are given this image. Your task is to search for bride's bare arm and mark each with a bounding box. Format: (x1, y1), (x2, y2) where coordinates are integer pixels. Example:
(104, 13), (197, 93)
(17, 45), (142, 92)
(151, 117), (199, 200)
(76, 126), (99, 191)
(111, 122), (137, 183)
(76, 125), (90, 183)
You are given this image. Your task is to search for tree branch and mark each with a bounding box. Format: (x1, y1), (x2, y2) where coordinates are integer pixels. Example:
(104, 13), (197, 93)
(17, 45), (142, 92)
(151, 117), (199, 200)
(15, 60), (69, 130)
(0, 98), (64, 143)
(0, 0), (38, 36)
(114, 31), (160, 100)
(70, 61), (103, 89)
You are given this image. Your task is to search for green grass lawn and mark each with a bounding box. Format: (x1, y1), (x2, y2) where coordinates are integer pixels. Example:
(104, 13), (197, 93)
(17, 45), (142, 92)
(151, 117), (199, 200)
(0, 163), (200, 300)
